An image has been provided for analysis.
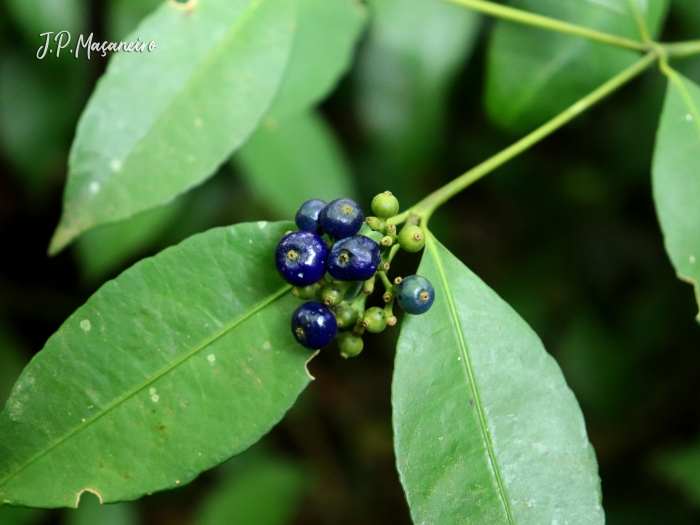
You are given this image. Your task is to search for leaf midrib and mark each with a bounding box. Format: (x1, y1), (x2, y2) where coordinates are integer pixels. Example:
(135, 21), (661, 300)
(0, 283), (291, 489)
(427, 234), (515, 524)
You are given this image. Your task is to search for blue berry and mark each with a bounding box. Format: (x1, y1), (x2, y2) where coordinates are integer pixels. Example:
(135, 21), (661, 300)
(319, 198), (364, 239)
(291, 302), (338, 349)
(327, 235), (381, 281)
(275, 231), (328, 286)
(295, 199), (327, 235)
(397, 275), (435, 315)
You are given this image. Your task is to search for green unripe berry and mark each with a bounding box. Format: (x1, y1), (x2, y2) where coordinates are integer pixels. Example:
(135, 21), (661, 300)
(321, 284), (345, 307)
(398, 225), (426, 253)
(371, 191), (400, 219)
(292, 283), (319, 299)
(361, 306), (387, 333)
(365, 216), (386, 232)
(333, 304), (359, 329)
(338, 331), (364, 358)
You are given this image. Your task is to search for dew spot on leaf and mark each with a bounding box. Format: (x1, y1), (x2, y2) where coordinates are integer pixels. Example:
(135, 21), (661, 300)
(80, 319), (91, 332)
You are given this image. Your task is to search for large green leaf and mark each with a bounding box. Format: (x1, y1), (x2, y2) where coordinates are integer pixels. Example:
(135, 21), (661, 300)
(652, 70), (700, 322)
(355, 0), (479, 198)
(107, 0), (163, 41)
(0, 221), (313, 508)
(194, 454), (306, 525)
(486, 0), (668, 132)
(393, 235), (603, 524)
(49, 0), (297, 254)
(235, 111), (355, 217)
(268, 0), (366, 120)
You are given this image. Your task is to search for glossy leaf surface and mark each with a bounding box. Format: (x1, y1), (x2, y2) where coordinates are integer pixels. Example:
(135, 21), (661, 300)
(393, 235), (604, 524)
(194, 454), (306, 525)
(235, 111), (355, 217)
(268, 0), (366, 120)
(0, 221), (312, 508)
(49, 0), (297, 254)
(652, 70), (700, 321)
(486, 0), (668, 132)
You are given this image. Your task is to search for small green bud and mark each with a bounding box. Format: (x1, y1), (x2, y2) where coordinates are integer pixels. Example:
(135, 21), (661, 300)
(292, 283), (319, 300)
(380, 236), (393, 247)
(361, 306), (387, 333)
(365, 216), (386, 232)
(321, 284), (345, 307)
(333, 304), (359, 329)
(371, 191), (399, 219)
(398, 225), (426, 253)
(338, 331), (364, 358)
(363, 278), (375, 295)
(386, 316), (397, 326)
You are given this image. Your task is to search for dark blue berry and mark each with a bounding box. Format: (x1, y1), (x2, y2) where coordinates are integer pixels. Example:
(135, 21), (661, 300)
(397, 275), (435, 315)
(327, 235), (380, 281)
(295, 199), (327, 235)
(275, 231), (328, 286)
(319, 198), (364, 239)
(291, 301), (338, 349)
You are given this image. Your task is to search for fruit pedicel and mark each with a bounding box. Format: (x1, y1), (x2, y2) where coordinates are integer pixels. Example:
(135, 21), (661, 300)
(274, 191), (435, 358)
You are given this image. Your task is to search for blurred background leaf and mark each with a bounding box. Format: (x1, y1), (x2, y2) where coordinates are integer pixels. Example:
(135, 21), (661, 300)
(67, 494), (138, 525)
(235, 111), (356, 218)
(354, 0), (481, 202)
(485, 0), (669, 133)
(5, 0), (87, 40)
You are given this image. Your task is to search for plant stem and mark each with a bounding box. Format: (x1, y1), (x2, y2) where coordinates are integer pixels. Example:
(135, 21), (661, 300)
(664, 40), (700, 58)
(443, 0), (647, 52)
(413, 52), (658, 223)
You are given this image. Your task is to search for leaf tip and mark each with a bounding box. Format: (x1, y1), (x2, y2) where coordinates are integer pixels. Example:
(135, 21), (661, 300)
(48, 223), (79, 256)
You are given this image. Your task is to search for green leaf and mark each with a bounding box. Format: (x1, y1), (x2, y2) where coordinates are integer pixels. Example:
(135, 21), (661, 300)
(652, 70), (700, 322)
(393, 235), (604, 524)
(194, 454), (306, 525)
(0, 53), (86, 190)
(49, 0), (298, 254)
(67, 492), (138, 525)
(486, 0), (668, 132)
(6, 0), (86, 39)
(268, 0), (367, 120)
(74, 200), (184, 283)
(0, 506), (45, 525)
(655, 441), (700, 507)
(0, 221), (313, 508)
(355, 0), (479, 196)
(235, 111), (355, 217)
(107, 0), (163, 41)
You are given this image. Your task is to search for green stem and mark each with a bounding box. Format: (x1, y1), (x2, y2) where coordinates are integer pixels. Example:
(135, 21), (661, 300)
(664, 40), (700, 58)
(443, 0), (647, 52)
(413, 51), (657, 223)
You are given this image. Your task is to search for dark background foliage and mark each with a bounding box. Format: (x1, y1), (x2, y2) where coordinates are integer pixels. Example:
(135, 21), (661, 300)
(1, 0), (700, 523)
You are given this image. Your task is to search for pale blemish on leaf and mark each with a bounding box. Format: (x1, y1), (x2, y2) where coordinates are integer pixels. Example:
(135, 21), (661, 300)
(257, 221), (268, 228)
(88, 182), (100, 195)
(149, 387), (160, 403)
(75, 488), (103, 507)
(207, 354), (216, 364)
(110, 159), (123, 172)
(690, 255), (696, 264)
(80, 320), (91, 332)
(686, 113), (693, 121)
(194, 118), (203, 127)
(262, 341), (271, 350)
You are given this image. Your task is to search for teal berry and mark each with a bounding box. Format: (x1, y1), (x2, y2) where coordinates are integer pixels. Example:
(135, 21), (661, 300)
(327, 235), (381, 281)
(295, 199), (327, 235)
(275, 231), (328, 286)
(319, 198), (364, 239)
(397, 275), (435, 315)
(291, 302), (338, 349)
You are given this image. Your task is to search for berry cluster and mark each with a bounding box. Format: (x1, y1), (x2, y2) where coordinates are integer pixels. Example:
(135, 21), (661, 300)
(275, 193), (435, 357)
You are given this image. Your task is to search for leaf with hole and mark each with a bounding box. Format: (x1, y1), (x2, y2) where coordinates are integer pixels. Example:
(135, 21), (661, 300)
(652, 69), (700, 322)
(392, 234), (604, 524)
(49, 0), (297, 254)
(0, 221), (312, 508)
